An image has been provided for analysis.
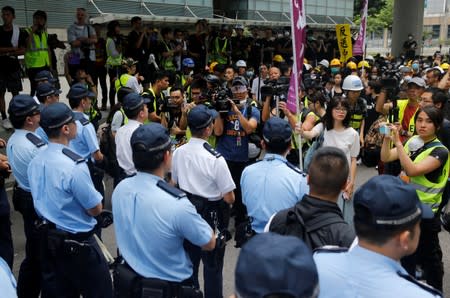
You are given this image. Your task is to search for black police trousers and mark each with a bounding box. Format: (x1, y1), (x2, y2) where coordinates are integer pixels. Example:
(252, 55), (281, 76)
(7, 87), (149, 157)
(401, 216), (443, 291)
(0, 185), (13, 269)
(43, 229), (113, 298)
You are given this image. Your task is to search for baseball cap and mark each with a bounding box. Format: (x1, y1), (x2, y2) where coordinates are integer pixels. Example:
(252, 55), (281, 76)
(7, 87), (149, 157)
(354, 175), (434, 228)
(407, 77), (426, 88)
(36, 82), (62, 98)
(188, 104), (218, 130)
(122, 93), (150, 111)
(235, 232), (319, 298)
(9, 94), (41, 117)
(131, 123), (171, 153)
(34, 70), (57, 83)
(232, 76), (248, 87)
(67, 83), (96, 100)
(40, 103), (74, 129)
(262, 117), (292, 144)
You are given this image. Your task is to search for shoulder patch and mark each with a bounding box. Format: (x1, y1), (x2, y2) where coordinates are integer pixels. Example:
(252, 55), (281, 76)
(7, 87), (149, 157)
(74, 113), (90, 126)
(203, 142), (221, 158)
(397, 271), (442, 297)
(286, 161), (306, 176)
(26, 133), (45, 148)
(313, 246), (348, 254)
(157, 180), (187, 199)
(62, 148), (85, 164)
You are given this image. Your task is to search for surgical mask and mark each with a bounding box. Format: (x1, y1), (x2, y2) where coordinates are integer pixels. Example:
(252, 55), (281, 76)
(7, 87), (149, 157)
(176, 38), (182, 43)
(331, 67), (340, 74)
(245, 70), (254, 78)
(240, 99), (247, 105)
(371, 74), (378, 80)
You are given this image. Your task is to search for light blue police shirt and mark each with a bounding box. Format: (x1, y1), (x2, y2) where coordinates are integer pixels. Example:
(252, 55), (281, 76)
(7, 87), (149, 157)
(241, 153), (309, 233)
(313, 245), (442, 298)
(69, 112), (99, 160)
(35, 126), (49, 144)
(0, 257), (16, 298)
(112, 172), (213, 282)
(7, 129), (46, 191)
(28, 143), (101, 233)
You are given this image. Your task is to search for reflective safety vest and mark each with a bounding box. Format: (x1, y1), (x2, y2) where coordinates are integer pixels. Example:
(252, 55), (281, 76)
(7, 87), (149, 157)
(397, 99), (418, 135)
(161, 40), (175, 71)
(119, 108), (129, 125)
(115, 74), (131, 92)
(106, 37), (122, 67)
(349, 98), (365, 130)
(405, 136), (450, 212)
(141, 88), (160, 123)
(25, 28), (50, 68)
(213, 37), (228, 64)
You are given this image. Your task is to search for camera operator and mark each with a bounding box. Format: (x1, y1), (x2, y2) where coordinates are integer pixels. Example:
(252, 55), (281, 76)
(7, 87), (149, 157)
(160, 86), (186, 144)
(214, 76), (260, 231)
(142, 71), (170, 123)
(261, 66), (283, 122)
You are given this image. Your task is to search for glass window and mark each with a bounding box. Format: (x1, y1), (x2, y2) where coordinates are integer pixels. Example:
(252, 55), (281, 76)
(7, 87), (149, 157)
(432, 25), (440, 39)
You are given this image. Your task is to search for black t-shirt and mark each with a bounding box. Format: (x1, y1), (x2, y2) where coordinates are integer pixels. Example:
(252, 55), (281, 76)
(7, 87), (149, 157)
(126, 30), (149, 62)
(363, 94), (380, 136)
(410, 142), (448, 183)
(0, 26), (27, 72)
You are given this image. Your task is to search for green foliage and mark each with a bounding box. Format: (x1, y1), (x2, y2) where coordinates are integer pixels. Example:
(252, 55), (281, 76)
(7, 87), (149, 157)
(354, 0), (393, 34)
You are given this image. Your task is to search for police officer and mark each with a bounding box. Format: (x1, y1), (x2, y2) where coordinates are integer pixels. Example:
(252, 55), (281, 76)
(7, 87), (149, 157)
(67, 83), (105, 196)
(28, 103), (112, 297)
(313, 175), (442, 298)
(0, 256), (16, 298)
(172, 105), (235, 298)
(112, 123), (215, 297)
(241, 117), (309, 234)
(6, 94), (46, 297)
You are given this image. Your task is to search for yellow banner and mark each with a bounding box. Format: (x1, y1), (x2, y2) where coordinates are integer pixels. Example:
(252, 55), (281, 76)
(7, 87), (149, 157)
(336, 24), (353, 63)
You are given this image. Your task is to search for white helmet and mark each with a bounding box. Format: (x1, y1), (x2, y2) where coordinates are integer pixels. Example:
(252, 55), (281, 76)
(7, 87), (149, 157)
(342, 75), (364, 91)
(236, 60), (247, 68)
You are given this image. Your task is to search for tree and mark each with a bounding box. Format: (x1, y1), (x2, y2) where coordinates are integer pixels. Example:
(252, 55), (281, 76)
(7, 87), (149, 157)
(354, 0), (386, 17)
(354, 0), (394, 34)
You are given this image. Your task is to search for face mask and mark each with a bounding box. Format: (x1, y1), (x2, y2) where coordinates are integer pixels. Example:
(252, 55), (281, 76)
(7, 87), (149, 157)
(277, 33), (283, 38)
(176, 38), (182, 43)
(246, 71), (254, 78)
(371, 74), (378, 80)
(240, 99), (247, 105)
(331, 67), (340, 74)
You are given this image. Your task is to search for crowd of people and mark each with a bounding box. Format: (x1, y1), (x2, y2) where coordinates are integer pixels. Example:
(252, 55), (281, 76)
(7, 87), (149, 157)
(1, 3), (450, 298)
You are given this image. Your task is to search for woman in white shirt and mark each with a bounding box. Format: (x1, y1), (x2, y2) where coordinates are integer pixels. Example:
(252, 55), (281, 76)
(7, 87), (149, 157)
(300, 96), (360, 225)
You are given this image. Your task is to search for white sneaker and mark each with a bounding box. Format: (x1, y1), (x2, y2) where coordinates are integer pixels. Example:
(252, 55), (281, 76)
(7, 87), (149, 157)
(2, 118), (12, 130)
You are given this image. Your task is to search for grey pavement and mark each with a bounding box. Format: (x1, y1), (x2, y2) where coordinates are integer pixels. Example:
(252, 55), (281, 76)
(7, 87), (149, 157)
(4, 78), (450, 297)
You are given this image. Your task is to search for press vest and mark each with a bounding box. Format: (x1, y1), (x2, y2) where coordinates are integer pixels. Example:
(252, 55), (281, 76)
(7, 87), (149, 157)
(213, 37), (228, 64)
(106, 37), (122, 67)
(160, 40), (175, 71)
(25, 28), (50, 68)
(405, 136), (450, 212)
(397, 99), (418, 135)
(115, 73), (131, 92)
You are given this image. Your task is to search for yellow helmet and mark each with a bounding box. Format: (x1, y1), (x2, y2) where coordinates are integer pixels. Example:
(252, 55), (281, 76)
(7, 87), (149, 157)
(273, 55), (285, 63)
(330, 58), (341, 67)
(209, 61), (219, 73)
(358, 60), (370, 69)
(441, 62), (449, 70)
(346, 61), (357, 70)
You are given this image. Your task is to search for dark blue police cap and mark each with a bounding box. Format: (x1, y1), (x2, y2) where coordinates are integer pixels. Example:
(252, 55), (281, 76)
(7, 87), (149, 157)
(187, 104), (218, 130)
(67, 83), (96, 100)
(40, 103), (74, 129)
(263, 117), (292, 144)
(235, 232), (319, 298)
(36, 82), (62, 98)
(9, 94), (41, 117)
(34, 70), (57, 83)
(122, 93), (150, 112)
(131, 123), (171, 153)
(354, 175), (434, 227)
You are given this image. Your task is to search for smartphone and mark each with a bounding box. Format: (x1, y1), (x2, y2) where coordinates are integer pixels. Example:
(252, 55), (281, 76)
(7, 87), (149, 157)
(379, 125), (390, 136)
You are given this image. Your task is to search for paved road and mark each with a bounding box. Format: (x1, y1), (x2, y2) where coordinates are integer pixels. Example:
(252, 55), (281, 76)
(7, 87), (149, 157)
(4, 78), (450, 296)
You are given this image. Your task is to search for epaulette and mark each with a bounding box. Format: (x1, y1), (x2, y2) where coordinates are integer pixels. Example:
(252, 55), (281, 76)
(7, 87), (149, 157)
(74, 113), (90, 126)
(26, 133), (45, 148)
(203, 143), (221, 158)
(397, 271), (442, 297)
(313, 246), (348, 254)
(286, 161), (306, 176)
(62, 148), (85, 164)
(157, 180), (187, 199)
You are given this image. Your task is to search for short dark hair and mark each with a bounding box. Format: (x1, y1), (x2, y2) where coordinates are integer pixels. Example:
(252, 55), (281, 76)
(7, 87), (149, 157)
(131, 16), (141, 25)
(264, 139), (290, 155)
(354, 209), (419, 246)
(308, 147), (349, 198)
(124, 104), (144, 119)
(324, 96), (351, 130)
(151, 71), (169, 84)
(309, 91), (326, 108)
(190, 79), (207, 91)
(43, 121), (73, 139)
(190, 125), (209, 138)
(425, 87), (448, 110)
(33, 10), (47, 20)
(9, 114), (27, 129)
(1, 6), (15, 16)
(415, 106), (443, 132)
(161, 27), (172, 37)
(68, 97), (83, 109)
(170, 86), (184, 95)
(133, 143), (171, 172)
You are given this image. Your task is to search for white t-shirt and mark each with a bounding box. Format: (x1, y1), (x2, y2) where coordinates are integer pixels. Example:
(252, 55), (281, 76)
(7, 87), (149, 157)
(312, 123), (360, 166)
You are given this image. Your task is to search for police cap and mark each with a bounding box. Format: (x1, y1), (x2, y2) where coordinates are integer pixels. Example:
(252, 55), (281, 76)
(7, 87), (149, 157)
(188, 104), (218, 130)
(122, 93), (150, 112)
(40, 103), (74, 129)
(34, 70), (57, 83)
(354, 175), (434, 228)
(235, 232), (318, 298)
(36, 82), (62, 98)
(131, 123), (171, 153)
(263, 117), (292, 144)
(67, 83), (96, 100)
(8, 94), (41, 117)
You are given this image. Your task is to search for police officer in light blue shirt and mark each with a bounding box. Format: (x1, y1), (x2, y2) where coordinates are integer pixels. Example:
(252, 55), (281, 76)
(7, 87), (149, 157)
(27, 103), (112, 297)
(112, 123), (215, 293)
(7, 94), (46, 297)
(0, 257), (17, 298)
(314, 175), (442, 298)
(241, 117), (309, 233)
(34, 82), (62, 144)
(67, 83), (105, 196)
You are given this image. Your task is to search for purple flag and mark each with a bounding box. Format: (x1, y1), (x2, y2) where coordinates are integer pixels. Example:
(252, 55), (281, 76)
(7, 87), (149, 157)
(286, 0), (306, 114)
(353, 0), (368, 56)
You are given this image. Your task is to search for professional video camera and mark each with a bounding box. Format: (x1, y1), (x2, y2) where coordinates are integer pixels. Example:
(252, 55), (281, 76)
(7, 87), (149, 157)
(260, 76), (291, 99)
(380, 64), (401, 103)
(159, 95), (181, 113)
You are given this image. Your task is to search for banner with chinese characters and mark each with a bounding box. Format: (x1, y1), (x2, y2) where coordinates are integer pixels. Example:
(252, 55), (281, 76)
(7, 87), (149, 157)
(336, 24), (353, 63)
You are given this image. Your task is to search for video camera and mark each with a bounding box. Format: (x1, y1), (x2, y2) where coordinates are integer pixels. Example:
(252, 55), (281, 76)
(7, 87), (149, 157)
(260, 77), (290, 99)
(159, 95), (181, 113)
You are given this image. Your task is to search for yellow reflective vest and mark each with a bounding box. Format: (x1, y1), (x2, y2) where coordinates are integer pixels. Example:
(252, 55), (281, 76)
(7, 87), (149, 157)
(25, 28), (50, 68)
(106, 37), (122, 67)
(397, 99), (418, 135)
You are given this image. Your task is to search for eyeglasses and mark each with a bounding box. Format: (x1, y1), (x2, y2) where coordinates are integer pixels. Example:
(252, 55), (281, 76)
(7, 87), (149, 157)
(333, 106), (347, 112)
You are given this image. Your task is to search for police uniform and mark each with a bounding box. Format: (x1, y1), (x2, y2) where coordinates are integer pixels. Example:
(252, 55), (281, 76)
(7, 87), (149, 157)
(0, 257), (16, 298)
(313, 175), (442, 298)
(112, 123), (212, 296)
(241, 118), (309, 233)
(172, 105), (235, 298)
(27, 103), (112, 297)
(6, 95), (46, 297)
